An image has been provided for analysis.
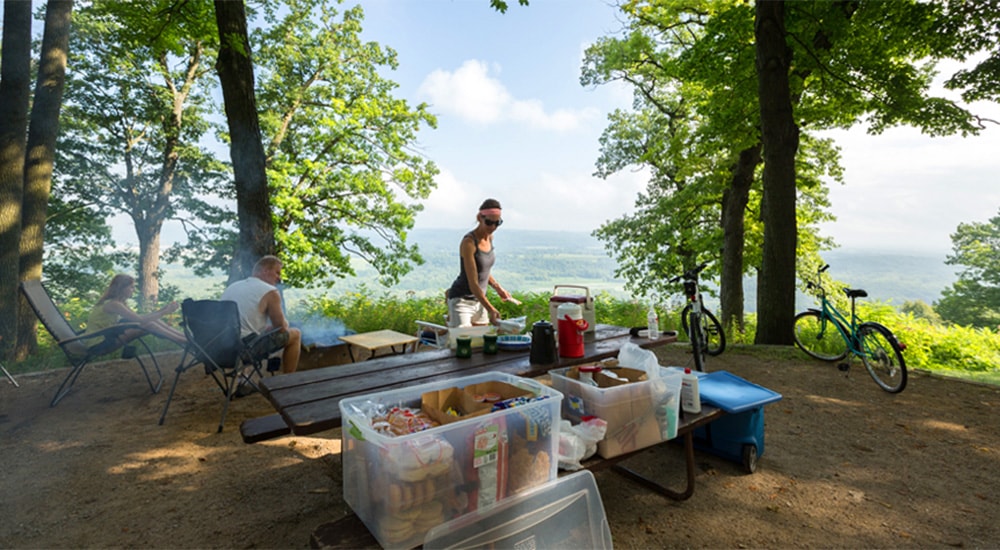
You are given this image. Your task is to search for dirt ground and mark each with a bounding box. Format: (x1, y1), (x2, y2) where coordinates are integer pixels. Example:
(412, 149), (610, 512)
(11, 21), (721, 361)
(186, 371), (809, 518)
(2, 343), (999, 549)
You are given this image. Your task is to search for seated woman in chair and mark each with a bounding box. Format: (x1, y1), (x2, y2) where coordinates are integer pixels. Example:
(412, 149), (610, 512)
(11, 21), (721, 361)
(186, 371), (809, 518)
(87, 274), (187, 345)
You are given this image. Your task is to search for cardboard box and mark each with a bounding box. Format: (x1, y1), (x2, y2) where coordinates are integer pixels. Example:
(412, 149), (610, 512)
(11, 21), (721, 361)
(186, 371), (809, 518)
(421, 387), (490, 425)
(550, 365), (682, 459)
(341, 372), (563, 549)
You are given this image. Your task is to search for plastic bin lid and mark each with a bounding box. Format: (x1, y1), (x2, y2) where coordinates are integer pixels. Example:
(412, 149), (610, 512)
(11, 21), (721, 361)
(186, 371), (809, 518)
(697, 371), (782, 413)
(423, 470), (612, 549)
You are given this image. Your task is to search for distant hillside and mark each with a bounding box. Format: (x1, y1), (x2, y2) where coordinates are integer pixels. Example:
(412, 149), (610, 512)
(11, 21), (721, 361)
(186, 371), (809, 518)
(159, 229), (959, 311)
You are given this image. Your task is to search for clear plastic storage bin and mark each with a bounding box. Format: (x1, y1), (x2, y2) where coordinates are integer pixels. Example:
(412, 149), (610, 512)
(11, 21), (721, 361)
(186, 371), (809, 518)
(424, 470), (612, 549)
(340, 372), (563, 549)
(549, 365), (682, 459)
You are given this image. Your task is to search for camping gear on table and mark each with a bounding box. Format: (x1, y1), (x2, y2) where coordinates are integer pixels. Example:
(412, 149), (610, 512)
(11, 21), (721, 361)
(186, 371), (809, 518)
(340, 372), (563, 549)
(529, 321), (557, 364)
(557, 302), (588, 358)
(549, 285), (595, 334)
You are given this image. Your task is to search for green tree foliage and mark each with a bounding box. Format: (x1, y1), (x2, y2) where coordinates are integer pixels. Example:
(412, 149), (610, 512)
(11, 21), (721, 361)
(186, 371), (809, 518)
(250, 0), (438, 288)
(55, 0), (227, 308)
(900, 300), (943, 325)
(936, 210), (1000, 328)
(585, 0), (987, 345)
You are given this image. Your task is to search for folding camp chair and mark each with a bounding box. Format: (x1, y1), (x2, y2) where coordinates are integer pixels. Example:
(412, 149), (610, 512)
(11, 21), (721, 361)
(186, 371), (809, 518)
(20, 279), (163, 406)
(158, 299), (275, 432)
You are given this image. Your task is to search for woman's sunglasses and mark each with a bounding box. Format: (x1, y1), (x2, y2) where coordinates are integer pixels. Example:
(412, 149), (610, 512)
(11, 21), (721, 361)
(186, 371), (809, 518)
(484, 218), (504, 227)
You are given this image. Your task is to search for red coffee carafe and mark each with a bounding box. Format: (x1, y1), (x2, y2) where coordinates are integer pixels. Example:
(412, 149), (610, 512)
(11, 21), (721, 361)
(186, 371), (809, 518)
(557, 302), (589, 358)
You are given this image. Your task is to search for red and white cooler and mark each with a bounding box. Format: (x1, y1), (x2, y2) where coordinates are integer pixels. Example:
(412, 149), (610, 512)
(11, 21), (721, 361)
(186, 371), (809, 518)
(549, 285), (595, 334)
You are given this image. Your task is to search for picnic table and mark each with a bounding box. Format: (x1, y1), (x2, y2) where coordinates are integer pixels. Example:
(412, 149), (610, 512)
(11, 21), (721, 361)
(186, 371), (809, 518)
(244, 325), (754, 549)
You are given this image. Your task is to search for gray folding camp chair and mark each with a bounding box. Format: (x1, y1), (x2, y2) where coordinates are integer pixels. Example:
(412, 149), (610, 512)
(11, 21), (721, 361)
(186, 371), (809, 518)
(19, 279), (163, 406)
(159, 299), (275, 432)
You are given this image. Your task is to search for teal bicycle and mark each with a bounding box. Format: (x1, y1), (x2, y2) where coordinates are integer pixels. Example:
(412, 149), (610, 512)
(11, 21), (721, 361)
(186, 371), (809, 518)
(793, 264), (908, 393)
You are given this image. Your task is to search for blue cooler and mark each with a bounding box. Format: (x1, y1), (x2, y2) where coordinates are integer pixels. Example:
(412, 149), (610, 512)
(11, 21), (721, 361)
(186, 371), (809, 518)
(684, 370), (782, 474)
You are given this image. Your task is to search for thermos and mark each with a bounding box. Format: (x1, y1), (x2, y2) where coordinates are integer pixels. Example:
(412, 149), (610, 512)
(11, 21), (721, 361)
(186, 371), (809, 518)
(529, 321), (557, 364)
(557, 302), (588, 358)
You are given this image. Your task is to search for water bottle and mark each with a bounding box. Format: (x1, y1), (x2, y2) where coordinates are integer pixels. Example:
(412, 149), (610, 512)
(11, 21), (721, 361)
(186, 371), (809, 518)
(647, 301), (660, 340)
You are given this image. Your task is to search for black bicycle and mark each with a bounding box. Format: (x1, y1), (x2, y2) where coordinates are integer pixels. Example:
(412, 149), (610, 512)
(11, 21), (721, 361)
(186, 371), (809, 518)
(670, 262), (725, 371)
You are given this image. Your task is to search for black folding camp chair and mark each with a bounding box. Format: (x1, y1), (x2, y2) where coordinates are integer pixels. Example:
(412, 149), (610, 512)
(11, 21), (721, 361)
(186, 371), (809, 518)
(20, 279), (163, 406)
(158, 299), (274, 432)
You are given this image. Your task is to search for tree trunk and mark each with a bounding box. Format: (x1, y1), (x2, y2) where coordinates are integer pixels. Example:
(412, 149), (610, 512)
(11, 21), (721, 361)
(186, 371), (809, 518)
(16, 0), (73, 360)
(720, 143), (761, 336)
(136, 217), (163, 311)
(753, 0), (799, 346)
(0, 0), (33, 360)
(214, 0), (274, 283)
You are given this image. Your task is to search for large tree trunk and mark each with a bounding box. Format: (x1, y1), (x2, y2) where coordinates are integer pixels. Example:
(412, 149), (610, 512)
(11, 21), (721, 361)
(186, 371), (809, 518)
(753, 0), (799, 346)
(720, 143), (761, 336)
(136, 218), (163, 311)
(16, 0), (73, 360)
(0, 0), (33, 360)
(214, 0), (274, 283)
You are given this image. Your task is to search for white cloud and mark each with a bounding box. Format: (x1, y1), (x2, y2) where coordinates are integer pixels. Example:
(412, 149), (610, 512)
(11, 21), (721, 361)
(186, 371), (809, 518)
(415, 164), (649, 234)
(417, 59), (597, 131)
(818, 125), (1000, 253)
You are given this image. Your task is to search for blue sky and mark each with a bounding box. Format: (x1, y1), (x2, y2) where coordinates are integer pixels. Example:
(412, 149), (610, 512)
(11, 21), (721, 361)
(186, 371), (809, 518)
(355, 0), (1000, 255)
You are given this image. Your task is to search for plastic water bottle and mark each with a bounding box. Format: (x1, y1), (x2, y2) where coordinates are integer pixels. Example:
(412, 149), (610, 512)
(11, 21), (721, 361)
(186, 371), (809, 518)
(681, 367), (701, 414)
(647, 302), (660, 340)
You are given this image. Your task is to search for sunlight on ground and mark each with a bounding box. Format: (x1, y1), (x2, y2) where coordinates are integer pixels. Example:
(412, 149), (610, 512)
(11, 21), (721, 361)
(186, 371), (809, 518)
(36, 439), (86, 452)
(260, 435), (342, 457)
(919, 419), (969, 433)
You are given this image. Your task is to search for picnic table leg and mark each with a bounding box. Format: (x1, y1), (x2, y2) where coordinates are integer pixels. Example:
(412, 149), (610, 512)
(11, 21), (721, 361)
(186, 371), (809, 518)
(610, 431), (697, 501)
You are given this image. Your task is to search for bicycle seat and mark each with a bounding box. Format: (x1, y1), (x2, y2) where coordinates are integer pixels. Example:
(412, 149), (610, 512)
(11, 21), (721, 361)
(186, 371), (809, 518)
(843, 288), (868, 299)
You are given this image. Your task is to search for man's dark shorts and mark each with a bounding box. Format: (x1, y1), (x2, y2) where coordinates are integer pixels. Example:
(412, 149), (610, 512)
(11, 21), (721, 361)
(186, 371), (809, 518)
(244, 328), (289, 360)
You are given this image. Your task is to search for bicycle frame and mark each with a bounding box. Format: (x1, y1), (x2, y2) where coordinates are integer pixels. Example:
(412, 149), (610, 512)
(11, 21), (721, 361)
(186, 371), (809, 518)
(813, 295), (866, 354)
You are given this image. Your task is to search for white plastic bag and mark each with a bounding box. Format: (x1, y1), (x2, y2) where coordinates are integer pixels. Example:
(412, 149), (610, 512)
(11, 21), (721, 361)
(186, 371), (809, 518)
(617, 341), (660, 379)
(557, 417), (608, 471)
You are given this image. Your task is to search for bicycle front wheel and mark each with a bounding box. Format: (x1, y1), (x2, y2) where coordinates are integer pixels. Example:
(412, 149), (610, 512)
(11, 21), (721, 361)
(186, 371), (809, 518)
(858, 322), (907, 393)
(681, 305), (726, 356)
(793, 310), (848, 362)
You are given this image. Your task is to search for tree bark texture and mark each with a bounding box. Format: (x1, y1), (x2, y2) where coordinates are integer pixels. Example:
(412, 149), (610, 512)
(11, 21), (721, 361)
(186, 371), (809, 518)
(214, 0), (274, 283)
(0, 0), (33, 359)
(754, 0), (799, 346)
(16, 0), (73, 360)
(720, 143), (761, 336)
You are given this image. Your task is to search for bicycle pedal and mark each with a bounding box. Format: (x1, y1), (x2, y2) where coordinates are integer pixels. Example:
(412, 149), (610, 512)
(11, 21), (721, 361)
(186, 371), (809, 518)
(837, 363), (850, 372)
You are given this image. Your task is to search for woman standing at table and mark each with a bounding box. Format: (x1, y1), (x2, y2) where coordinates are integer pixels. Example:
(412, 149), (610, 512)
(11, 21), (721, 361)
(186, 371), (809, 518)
(447, 198), (518, 327)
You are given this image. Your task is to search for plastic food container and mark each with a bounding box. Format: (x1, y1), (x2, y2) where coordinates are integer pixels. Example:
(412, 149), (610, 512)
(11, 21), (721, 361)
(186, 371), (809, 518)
(341, 372), (563, 549)
(549, 365), (682, 459)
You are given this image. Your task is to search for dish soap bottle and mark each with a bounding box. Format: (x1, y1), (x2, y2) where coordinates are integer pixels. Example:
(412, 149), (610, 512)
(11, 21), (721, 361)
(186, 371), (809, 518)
(681, 368), (701, 414)
(646, 300), (660, 340)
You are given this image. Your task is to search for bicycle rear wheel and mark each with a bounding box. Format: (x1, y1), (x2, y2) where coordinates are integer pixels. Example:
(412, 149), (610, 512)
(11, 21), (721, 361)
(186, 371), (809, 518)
(681, 305), (726, 356)
(858, 322), (907, 393)
(793, 310), (848, 361)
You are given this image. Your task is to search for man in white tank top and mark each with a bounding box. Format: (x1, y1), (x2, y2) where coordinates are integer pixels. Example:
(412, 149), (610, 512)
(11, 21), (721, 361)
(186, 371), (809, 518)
(221, 255), (301, 373)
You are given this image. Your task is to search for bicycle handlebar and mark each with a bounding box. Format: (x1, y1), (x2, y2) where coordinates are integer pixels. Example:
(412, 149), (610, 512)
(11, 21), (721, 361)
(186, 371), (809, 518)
(669, 261), (710, 284)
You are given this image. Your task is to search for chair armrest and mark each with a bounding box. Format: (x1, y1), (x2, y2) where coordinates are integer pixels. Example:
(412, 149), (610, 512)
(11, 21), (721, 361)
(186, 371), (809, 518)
(416, 320), (448, 333)
(59, 323), (143, 345)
